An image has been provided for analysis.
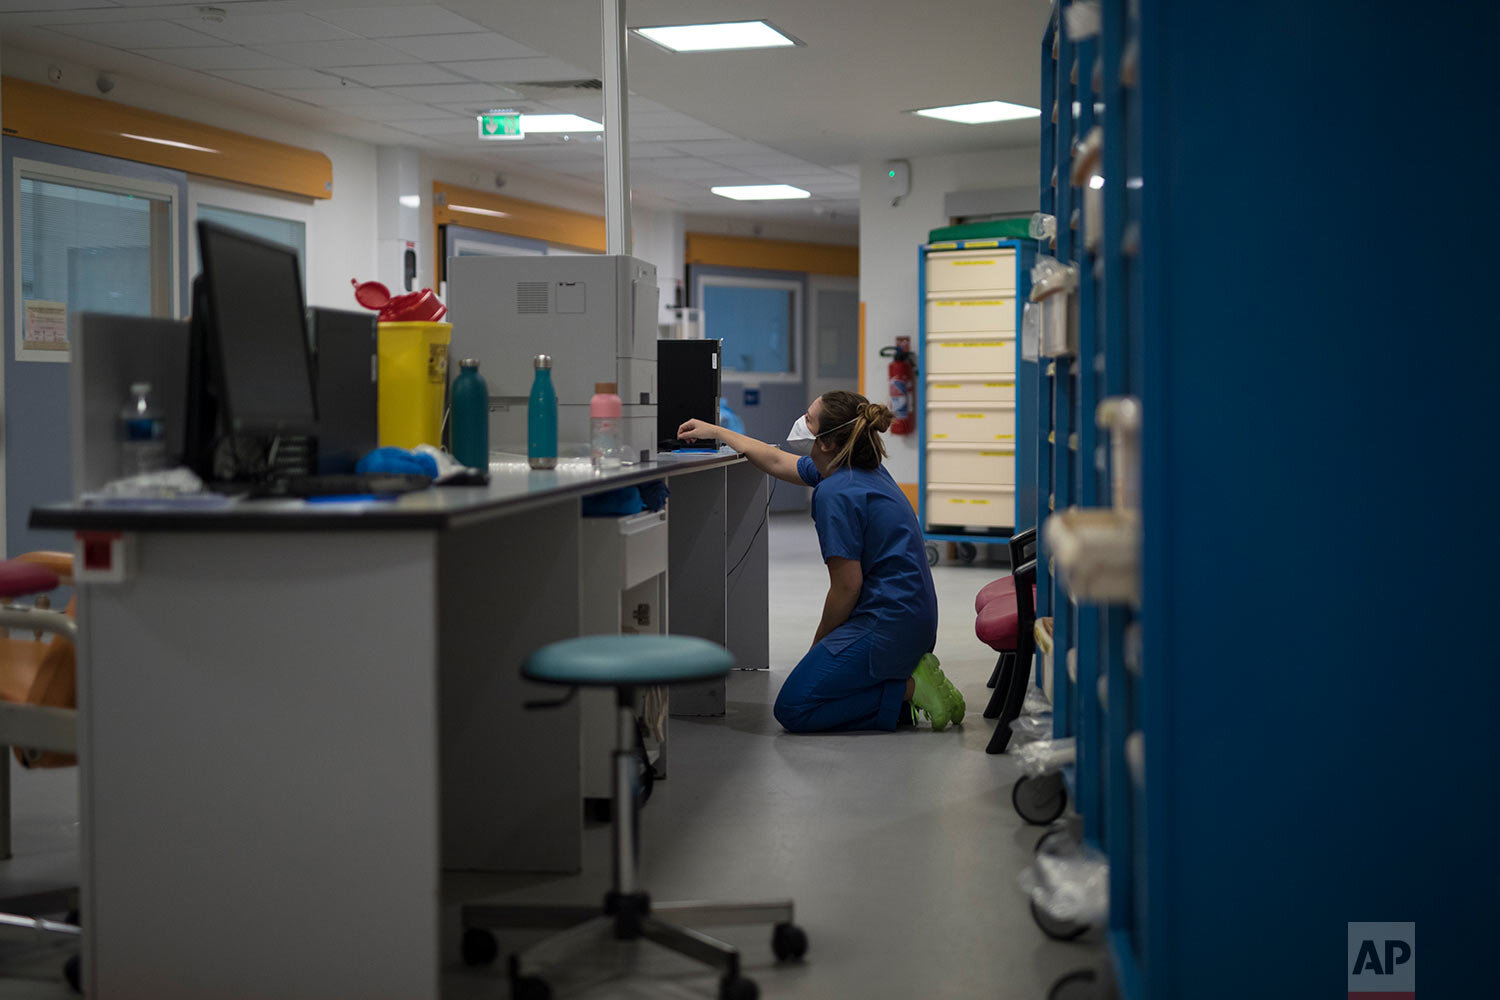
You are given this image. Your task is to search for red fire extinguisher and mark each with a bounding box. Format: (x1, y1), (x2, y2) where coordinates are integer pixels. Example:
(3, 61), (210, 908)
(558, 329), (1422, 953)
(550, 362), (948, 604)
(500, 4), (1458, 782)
(880, 336), (917, 435)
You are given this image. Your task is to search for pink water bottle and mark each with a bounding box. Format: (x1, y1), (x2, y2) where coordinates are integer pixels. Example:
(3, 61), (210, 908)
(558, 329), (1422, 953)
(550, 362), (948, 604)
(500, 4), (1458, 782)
(590, 381), (625, 468)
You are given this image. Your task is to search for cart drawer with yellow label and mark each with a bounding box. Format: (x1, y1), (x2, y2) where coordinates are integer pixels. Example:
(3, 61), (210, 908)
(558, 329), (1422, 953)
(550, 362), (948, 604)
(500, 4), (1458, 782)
(926, 297), (1018, 335)
(926, 402), (1016, 443)
(925, 376), (1016, 403)
(926, 442), (1016, 486)
(925, 484), (1015, 529)
(924, 335), (1016, 375)
(925, 249), (1017, 294)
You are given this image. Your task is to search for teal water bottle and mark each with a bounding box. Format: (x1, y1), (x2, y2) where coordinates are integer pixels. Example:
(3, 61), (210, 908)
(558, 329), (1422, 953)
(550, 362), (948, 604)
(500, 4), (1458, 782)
(528, 354), (557, 470)
(451, 358), (489, 469)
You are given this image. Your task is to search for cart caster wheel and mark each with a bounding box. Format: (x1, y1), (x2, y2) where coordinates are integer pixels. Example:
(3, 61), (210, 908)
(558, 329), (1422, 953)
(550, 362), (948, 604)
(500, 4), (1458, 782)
(771, 922), (808, 961)
(63, 954), (81, 994)
(1048, 968), (1104, 1000)
(512, 974), (552, 1000)
(1031, 899), (1089, 941)
(957, 542), (977, 564)
(1012, 773), (1067, 825)
(925, 543), (940, 567)
(1035, 826), (1072, 855)
(720, 975), (759, 1000)
(460, 927), (499, 966)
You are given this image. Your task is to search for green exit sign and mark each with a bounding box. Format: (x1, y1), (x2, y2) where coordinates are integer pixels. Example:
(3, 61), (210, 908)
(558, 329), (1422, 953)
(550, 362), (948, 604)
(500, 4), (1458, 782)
(477, 110), (524, 141)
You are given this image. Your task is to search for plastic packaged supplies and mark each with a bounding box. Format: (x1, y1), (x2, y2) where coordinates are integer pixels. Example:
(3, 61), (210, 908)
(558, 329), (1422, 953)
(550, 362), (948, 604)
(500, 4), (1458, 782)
(1018, 835), (1108, 926)
(1009, 713), (1054, 746)
(1011, 736), (1077, 776)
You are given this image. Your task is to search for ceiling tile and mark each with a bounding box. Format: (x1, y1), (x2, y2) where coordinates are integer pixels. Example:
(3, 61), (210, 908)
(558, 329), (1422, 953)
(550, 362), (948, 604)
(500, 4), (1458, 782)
(442, 57), (587, 84)
(309, 4), (487, 38)
(332, 63), (465, 87)
(273, 85), (402, 107)
(383, 33), (539, 63)
(51, 20), (228, 50)
(251, 39), (417, 68)
(431, 100), (543, 115)
(384, 116), (475, 137)
(210, 67), (342, 89)
(632, 125), (735, 142)
(627, 143), (686, 160)
(342, 102), (442, 122)
(383, 83), (524, 103)
(145, 46), (293, 71)
(181, 13), (359, 46)
(2, 0), (115, 10)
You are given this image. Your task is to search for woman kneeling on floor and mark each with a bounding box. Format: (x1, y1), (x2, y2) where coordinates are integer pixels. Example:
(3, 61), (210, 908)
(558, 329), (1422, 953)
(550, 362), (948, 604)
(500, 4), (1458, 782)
(677, 390), (964, 732)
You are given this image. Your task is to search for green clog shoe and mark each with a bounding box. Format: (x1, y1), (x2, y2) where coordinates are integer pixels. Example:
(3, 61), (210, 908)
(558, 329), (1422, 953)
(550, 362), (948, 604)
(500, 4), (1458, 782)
(916, 653), (965, 724)
(909, 654), (954, 731)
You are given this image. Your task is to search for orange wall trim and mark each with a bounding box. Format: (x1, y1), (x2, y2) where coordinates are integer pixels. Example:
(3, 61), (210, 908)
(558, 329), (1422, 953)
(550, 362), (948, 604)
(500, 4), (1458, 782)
(1, 77), (332, 200)
(897, 482), (919, 511)
(434, 181), (605, 253)
(686, 232), (858, 277)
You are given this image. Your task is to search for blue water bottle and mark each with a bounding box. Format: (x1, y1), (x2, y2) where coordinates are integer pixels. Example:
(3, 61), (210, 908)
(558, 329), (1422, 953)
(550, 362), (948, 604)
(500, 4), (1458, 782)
(528, 354), (557, 470)
(451, 358), (489, 469)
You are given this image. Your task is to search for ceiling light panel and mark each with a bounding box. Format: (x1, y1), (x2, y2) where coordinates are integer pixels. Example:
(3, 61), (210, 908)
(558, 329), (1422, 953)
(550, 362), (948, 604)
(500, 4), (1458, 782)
(251, 39), (417, 69)
(55, 20), (226, 49)
(385, 33), (540, 63)
(711, 184), (811, 200)
(177, 13), (357, 46)
(520, 114), (603, 133)
(306, 4), (487, 38)
(632, 21), (800, 53)
(913, 100), (1040, 124)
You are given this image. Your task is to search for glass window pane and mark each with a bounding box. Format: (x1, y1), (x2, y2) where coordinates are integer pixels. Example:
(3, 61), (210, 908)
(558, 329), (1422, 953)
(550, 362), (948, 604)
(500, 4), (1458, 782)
(815, 289), (859, 379)
(703, 284), (796, 374)
(197, 204), (306, 287)
(21, 176), (172, 322)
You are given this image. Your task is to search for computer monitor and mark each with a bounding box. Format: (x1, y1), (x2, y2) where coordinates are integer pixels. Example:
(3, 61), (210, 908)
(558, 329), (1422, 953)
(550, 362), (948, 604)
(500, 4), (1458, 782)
(195, 221), (317, 436)
(307, 308), (378, 474)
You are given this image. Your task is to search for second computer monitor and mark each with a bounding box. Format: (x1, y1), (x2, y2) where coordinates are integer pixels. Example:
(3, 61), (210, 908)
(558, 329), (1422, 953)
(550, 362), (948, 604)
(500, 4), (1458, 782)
(197, 220), (317, 436)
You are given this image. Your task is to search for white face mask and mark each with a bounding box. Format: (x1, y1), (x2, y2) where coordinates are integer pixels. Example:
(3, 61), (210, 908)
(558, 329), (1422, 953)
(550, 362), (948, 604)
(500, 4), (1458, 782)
(783, 413), (856, 457)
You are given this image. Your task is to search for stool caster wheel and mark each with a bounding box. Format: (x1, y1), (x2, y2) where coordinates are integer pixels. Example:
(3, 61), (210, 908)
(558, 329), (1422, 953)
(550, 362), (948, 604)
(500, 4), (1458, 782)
(512, 974), (552, 1000)
(925, 543), (940, 567)
(771, 922), (808, 961)
(1031, 899), (1089, 941)
(460, 927), (499, 966)
(1012, 773), (1067, 825)
(64, 954), (81, 994)
(957, 542), (977, 564)
(1048, 968), (1110, 1000)
(719, 974), (759, 1000)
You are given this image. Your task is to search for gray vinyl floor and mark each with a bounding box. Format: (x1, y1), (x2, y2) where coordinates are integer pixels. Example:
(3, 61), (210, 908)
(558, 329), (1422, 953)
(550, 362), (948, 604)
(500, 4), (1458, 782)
(1, 511), (1104, 998)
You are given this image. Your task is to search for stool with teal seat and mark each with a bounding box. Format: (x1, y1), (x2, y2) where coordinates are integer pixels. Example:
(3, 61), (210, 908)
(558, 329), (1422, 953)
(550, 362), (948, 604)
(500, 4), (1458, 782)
(460, 634), (807, 1000)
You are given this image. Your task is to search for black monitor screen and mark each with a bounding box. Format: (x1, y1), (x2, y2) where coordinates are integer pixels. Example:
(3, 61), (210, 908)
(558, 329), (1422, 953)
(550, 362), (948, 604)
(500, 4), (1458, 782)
(197, 221), (316, 434)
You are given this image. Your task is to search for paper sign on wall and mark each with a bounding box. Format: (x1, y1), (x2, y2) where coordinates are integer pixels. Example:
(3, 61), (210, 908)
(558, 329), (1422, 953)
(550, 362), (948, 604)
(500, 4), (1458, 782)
(23, 300), (68, 352)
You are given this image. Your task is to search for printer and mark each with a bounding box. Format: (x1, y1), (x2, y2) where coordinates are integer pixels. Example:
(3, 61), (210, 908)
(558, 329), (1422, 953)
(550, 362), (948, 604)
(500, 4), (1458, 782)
(446, 254), (658, 462)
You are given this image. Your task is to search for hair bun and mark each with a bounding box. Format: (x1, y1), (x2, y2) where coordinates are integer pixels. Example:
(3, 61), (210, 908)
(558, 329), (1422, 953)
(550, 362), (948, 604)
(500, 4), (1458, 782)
(863, 402), (894, 433)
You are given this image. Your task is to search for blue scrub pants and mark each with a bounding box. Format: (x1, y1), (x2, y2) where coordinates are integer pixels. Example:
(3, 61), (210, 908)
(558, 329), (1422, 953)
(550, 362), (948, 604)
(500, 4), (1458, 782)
(772, 624), (918, 733)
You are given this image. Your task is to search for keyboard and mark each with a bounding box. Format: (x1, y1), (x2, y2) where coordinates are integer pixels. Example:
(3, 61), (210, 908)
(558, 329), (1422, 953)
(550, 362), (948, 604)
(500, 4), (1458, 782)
(255, 473), (433, 498)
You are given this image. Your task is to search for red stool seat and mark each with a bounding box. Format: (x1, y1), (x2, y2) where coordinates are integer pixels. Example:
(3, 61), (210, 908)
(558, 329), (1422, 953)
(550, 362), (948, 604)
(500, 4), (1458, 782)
(976, 597), (1021, 651)
(0, 560), (59, 601)
(974, 577), (1037, 614)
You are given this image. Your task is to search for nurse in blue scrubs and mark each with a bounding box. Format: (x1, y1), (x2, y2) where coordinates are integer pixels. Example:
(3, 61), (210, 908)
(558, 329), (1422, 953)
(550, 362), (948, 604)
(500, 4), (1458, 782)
(677, 390), (965, 732)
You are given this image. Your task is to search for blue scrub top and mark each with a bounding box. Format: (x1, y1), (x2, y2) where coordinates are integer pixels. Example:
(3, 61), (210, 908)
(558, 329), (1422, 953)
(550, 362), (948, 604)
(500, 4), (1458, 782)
(798, 457), (939, 665)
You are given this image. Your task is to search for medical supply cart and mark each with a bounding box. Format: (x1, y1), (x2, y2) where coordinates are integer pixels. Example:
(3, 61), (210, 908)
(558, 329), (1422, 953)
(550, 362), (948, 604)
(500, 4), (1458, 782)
(916, 236), (1035, 565)
(1030, 2), (1498, 999)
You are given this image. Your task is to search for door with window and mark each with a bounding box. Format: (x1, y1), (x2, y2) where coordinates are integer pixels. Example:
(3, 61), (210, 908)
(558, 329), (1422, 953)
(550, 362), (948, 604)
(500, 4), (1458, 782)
(3, 140), (187, 556)
(807, 276), (860, 403)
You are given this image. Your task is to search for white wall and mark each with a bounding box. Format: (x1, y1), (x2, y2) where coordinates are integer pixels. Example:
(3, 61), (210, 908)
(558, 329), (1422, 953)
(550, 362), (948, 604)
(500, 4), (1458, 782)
(682, 213), (858, 246)
(858, 148), (1036, 485)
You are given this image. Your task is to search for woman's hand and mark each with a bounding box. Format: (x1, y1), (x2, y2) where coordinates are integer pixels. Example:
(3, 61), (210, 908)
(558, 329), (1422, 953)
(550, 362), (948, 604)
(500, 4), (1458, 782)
(677, 418), (720, 443)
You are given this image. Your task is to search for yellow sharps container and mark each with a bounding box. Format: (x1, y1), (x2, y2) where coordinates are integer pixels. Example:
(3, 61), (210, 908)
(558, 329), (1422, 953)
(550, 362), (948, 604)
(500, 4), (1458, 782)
(377, 321), (452, 449)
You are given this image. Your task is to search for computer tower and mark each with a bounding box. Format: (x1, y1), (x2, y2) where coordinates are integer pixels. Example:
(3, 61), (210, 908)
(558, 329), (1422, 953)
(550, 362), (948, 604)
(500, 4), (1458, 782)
(657, 339), (721, 450)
